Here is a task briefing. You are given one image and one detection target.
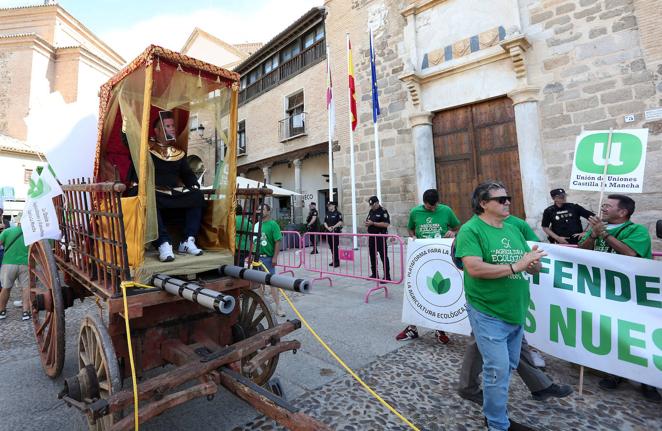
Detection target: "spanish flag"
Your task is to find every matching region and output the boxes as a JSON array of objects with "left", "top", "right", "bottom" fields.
[{"left": 347, "top": 36, "right": 357, "bottom": 131}]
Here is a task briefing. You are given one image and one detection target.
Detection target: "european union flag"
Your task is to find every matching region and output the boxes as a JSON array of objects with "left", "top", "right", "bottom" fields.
[{"left": 370, "top": 29, "right": 380, "bottom": 124}]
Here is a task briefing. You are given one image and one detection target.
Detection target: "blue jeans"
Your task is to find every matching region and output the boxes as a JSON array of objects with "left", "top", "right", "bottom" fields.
[
  {"left": 260, "top": 256, "right": 276, "bottom": 274},
  {"left": 155, "top": 206, "right": 203, "bottom": 247},
  {"left": 467, "top": 303, "right": 523, "bottom": 431}
]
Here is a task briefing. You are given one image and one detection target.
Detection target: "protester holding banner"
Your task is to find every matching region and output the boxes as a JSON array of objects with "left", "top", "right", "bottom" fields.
[
  {"left": 579, "top": 194, "right": 659, "bottom": 402},
  {"left": 455, "top": 181, "right": 546, "bottom": 431},
  {"left": 396, "top": 189, "right": 460, "bottom": 343},
  {"left": 541, "top": 188, "right": 594, "bottom": 244},
  {"left": 0, "top": 224, "right": 30, "bottom": 321}
]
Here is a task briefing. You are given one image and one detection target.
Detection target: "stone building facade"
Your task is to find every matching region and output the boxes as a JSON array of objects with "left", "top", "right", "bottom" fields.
[
  {"left": 233, "top": 7, "right": 333, "bottom": 223},
  {"left": 0, "top": 3, "right": 124, "bottom": 208},
  {"left": 324, "top": 0, "right": 661, "bottom": 244}
]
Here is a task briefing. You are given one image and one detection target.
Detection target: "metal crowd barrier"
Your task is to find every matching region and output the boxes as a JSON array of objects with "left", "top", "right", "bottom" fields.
[
  {"left": 302, "top": 232, "right": 405, "bottom": 303},
  {"left": 276, "top": 230, "right": 303, "bottom": 276}
]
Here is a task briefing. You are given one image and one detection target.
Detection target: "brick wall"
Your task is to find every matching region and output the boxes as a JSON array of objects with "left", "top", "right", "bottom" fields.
[
  {"left": 524, "top": 0, "right": 662, "bottom": 247},
  {"left": 326, "top": 0, "right": 417, "bottom": 235},
  {"left": 0, "top": 52, "right": 10, "bottom": 134},
  {"left": 237, "top": 61, "right": 328, "bottom": 166}
]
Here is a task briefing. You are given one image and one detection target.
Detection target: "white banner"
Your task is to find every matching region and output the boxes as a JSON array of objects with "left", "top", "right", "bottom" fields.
[
  {"left": 402, "top": 239, "right": 662, "bottom": 387},
  {"left": 569, "top": 129, "right": 648, "bottom": 193},
  {"left": 20, "top": 166, "right": 63, "bottom": 245},
  {"left": 402, "top": 239, "right": 471, "bottom": 335}
]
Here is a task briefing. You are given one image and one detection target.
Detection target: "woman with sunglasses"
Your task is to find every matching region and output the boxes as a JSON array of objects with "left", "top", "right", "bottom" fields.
[{"left": 454, "top": 181, "right": 546, "bottom": 431}]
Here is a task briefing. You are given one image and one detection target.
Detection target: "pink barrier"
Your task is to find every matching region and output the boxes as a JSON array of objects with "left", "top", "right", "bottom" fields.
[
  {"left": 302, "top": 232, "right": 405, "bottom": 303},
  {"left": 276, "top": 230, "right": 303, "bottom": 276}
]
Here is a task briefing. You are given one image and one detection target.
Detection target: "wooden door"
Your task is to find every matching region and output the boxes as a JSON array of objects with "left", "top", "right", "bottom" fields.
[{"left": 432, "top": 97, "right": 525, "bottom": 222}]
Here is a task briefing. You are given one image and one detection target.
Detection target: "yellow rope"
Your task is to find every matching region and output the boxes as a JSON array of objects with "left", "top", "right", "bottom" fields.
[
  {"left": 250, "top": 260, "right": 420, "bottom": 431},
  {"left": 120, "top": 281, "right": 153, "bottom": 431}
]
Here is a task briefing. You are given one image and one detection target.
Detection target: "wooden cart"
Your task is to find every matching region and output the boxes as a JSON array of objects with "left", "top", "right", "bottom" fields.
[{"left": 27, "top": 46, "right": 328, "bottom": 431}]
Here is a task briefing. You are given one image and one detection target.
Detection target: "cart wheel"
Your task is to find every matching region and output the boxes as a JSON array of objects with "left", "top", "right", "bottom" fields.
[
  {"left": 78, "top": 313, "right": 122, "bottom": 431},
  {"left": 29, "top": 239, "right": 65, "bottom": 378},
  {"left": 233, "top": 289, "right": 279, "bottom": 386}
]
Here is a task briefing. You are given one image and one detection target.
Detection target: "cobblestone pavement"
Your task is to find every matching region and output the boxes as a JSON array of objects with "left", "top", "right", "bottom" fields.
[
  {"left": 236, "top": 332, "right": 661, "bottom": 431},
  {"left": 0, "top": 288, "right": 99, "bottom": 366},
  {"left": 3, "top": 268, "right": 661, "bottom": 431}
]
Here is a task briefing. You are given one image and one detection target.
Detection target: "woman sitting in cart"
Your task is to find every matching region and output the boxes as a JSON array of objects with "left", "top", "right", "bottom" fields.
[{"left": 150, "top": 110, "right": 205, "bottom": 262}]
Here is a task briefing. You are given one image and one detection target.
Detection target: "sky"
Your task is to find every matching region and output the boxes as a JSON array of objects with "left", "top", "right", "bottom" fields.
[{"left": 0, "top": 0, "right": 323, "bottom": 60}]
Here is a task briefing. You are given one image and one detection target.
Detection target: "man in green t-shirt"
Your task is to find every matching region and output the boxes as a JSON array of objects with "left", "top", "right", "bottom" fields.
[
  {"left": 234, "top": 204, "right": 253, "bottom": 267},
  {"left": 0, "top": 225, "right": 30, "bottom": 321},
  {"left": 579, "top": 194, "right": 659, "bottom": 402},
  {"left": 396, "top": 189, "right": 461, "bottom": 344},
  {"left": 459, "top": 214, "right": 572, "bottom": 406},
  {"left": 455, "top": 181, "right": 545, "bottom": 431},
  {"left": 253, "top": 204, "right": 284, "bottom": 317}
]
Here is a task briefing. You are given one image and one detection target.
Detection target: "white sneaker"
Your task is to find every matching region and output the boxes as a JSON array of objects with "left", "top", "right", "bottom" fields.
[
  {"left": 13, "top": 300, "right": 22, "bottom": 308},
  {"left": 178, "top": 236, "right": 203, "bottom": 256},
  {"left": 158, "top": 242, "right": 175, "bottom": 262}
]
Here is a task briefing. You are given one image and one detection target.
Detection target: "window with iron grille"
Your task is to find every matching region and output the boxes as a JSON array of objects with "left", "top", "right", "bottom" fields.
[
  {"left": 285, "top": 91, "right": 304, "bottom": 138},
  {"left": 237, "top": 120, "right": 246, "bottom": 156}
]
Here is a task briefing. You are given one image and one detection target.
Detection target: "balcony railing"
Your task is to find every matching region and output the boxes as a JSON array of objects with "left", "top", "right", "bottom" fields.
[
  {"left": 239, "top": 40, "right": 326, "bottom": 105},
  {"left": 278, "top": 112, "right": 306, "bottom": 142}
]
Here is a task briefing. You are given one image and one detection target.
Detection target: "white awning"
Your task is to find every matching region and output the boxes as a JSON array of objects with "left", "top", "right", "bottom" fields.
[{"left": 236, "top": 177, "right": 300, "bottom": 197}]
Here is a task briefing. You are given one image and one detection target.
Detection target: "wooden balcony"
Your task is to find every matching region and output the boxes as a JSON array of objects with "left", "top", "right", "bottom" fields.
[{"left": 239, "top": 40, "right": 326, "bottom": 105}]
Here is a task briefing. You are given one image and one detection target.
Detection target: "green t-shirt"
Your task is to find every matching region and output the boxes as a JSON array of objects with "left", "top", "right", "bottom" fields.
[
  {"left": 0, "top": 227, "right": 28, "bottom": 265},
  {"left": 235, "top": 215, "right": 253, "bottom": 251},
  {"left": 581, "top": 220, "right": 652, "bottom": 259},
  {"left": 455, "top": 215, "right": 531, "bottom": 325},
  {"left": 504, "top": 215, "right": 540, "bottom": 241},
  {"left": 253, "top": 219, "right": 282, "bottom": 257},
  {"left": 407, "top": 204, "right": 460, "bottom": 239}
]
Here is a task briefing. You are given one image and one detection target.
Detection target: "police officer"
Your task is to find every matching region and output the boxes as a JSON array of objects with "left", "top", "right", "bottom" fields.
[
  {"left": 306, "top": 202, "right": 320, "bottom": 254},
  {"left": 365, "top": 196, "right": 390, "bottom": 280},
  {"left": 323, "top": 201, "right": 343, "bottom": 267},
  {"left": 541, "top": 188, "right": 594, "bottom": 244}
]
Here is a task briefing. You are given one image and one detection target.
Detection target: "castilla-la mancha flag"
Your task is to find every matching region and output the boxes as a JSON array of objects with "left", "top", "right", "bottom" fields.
[{"left": 347, "top": 37, "right": 357, "bottom": 131}]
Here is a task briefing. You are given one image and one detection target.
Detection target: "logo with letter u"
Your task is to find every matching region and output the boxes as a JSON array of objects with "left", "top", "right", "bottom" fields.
[{"left": 575, "top": 132, "right": 642, "bottom": 174}]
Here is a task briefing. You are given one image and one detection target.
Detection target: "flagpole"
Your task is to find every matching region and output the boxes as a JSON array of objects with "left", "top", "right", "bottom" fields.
[
  {"left": 371, "top": 29, "right": 381, "bottom": 201},
  {"left": 326, "top": 43, "right": 334, "bottom": 202},
  {"left": 346, "top": 33, "right": 358, "bottom": 249}
]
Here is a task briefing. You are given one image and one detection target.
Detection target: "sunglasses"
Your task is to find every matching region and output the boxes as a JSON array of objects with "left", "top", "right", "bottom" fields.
[{"left": 485, "top": 196, "right": 512, "bottom": 204}]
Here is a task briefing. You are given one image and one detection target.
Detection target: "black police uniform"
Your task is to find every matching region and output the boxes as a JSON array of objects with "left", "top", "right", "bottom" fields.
[
  {"left": 542, "top": 203, "right": 594, "bottom": 244},
  {"left": 324, "top": 209, "right": 343, "bottom": 266},
  {"left": 306, "top": 207, "right": 320, "bottom": 253},
  {"left": 366, "top": 205, "right": 391, "bottom": 280}
]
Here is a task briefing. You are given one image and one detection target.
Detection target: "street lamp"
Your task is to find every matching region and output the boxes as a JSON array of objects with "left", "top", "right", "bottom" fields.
[{"left": 197, "top": 124, "right": 206, "bottom": 140}]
